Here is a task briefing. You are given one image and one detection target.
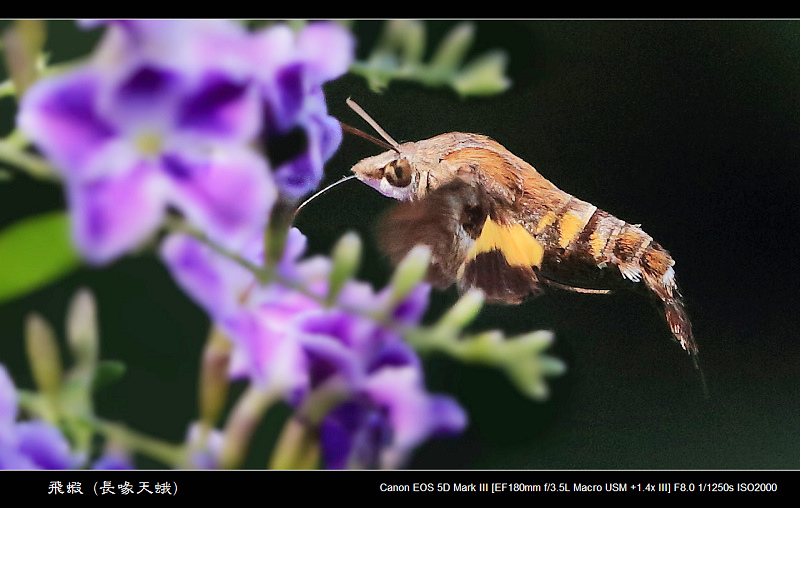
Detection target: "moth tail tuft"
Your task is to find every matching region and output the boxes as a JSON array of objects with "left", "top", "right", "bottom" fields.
[{"left": 640, "top": 244, "right": 708, "bottom": 398}]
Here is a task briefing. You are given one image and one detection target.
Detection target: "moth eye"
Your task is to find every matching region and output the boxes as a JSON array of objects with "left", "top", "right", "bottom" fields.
[{"left": 384, "top": 158, "right": 413, "bottom": 187}]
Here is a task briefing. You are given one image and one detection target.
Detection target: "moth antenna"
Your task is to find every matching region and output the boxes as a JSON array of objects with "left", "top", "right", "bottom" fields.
[
  {"left": 294, "top": 175, "right": 357, "bottom": 218},
  {"left": 346, "top": 98, "right": 400, "bottom": 151},
  {"left": 340, "top": 121, "right": 395, "bottom": 151}
]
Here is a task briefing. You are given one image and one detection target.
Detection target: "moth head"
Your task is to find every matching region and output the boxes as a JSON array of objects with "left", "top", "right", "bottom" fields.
[
  {"left": 351, "top": 147, "right": 419, "bottom": 201},
  {"left": 345, "top": 98, "right": 421, "bottom": 201}
]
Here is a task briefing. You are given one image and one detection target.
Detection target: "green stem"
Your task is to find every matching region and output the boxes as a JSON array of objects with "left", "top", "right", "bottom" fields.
[
  {"left": 268, "top": 417, "right": 320, "bottom": 470},
  {"left": 264, "top": 199, "right": 295, "bottom": 267},
  {"left": 0, "top": 137, "right": 60, "bottom": 182},
  {"left": 16, "top": 389, "right": 186, "bottom": 467},
  {"left": 218, "top": 384, "right": 281, "bottom": 469},
  {"left": 164, "top": 216, "right": 265, "bottom": 278},
  {"left": 267, "top": 379, "right": 350, "bottom": 470},
  {"left": 92, "top": 418, "right": 187, "bottom": 467},
  {"left": 350, "top": 59, "right": 457, "bottom": 89}
]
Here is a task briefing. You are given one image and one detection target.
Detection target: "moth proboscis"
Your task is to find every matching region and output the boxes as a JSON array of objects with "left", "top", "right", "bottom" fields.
[{"left": 320, "top": 98, "right": 706, "bottom": 397}]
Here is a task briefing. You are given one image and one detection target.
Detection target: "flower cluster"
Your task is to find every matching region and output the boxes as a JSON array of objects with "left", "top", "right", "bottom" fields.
[
  {"left": 17, "top": 20, "right": 353, "bottom": 264},
  {"left": 162, "top": 229, "right": 466, "bottom": 468}
]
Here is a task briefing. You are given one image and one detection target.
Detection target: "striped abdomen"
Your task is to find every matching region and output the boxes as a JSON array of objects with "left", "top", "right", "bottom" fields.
[{"left": 530, "top": 199, "right": 698, "bottom": 357}]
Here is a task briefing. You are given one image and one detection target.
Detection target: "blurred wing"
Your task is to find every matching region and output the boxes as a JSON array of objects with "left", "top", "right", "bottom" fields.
[
  {"left": 378, "top": 178, "right": 544, "bottom": 304},
  {"left": 378, "top": 179, "right": 485, "bottom": 289}
]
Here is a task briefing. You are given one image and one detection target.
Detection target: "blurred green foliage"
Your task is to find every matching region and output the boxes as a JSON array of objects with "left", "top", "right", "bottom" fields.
[
  {"left": 350, "top": 21, "right": 511, "bottom": 97},
  {"left": 0, "top": 211, "right": 80, "bottom": 305}
]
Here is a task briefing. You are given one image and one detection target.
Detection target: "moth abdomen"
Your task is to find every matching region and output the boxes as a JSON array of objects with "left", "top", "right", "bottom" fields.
[{"left": 538, "top": 206, "right": 698, "bottom": 357}]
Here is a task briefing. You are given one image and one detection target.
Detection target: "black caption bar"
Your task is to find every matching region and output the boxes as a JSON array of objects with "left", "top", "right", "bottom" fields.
[{"left": 2, "top": 470, "right": 795, "bottom": 507}]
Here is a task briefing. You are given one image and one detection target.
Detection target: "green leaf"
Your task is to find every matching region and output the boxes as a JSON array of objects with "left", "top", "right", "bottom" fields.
[
  {"left": 92, "top": 360, "right": 127, "bottom": 391},
  {"left": 0, "top": 211, "right": 81, "bottom": 304}
]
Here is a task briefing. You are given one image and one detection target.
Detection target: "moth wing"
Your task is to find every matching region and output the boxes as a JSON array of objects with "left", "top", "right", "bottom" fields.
[
  {"left": 378, "top": 179, "right": 486, "bottom": 289},
  {"left": 378, "top": 178, "right": 544, "bottom": 304},
  {"left": 457, "top": 216, "right": 545, "bottom": 304}
]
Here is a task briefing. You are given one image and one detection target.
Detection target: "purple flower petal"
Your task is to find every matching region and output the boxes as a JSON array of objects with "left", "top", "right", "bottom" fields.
[
  {"left": 250, "top": 24, "right": 297, "bottom": 80},
  {"left": 15, "top": 421, "right": 84, "bottom": 469},
  {"left": 99, "top": 64, "right": 185, "bottom": 133},
  {"left": 320, "top": 401, "right": 390, "bottom": 469},
  {"left": 162, "top": 231, "right": 317, "bottom": 391},
  {"left": 318, "top": 410, "right": 353, "bottom": 469},
  {"left": 69, "top": 160, "right": 169, "bottom": 264},
  {"left": 336, "top": 281, "right": 381, "bottom": 314},
  {"left": 165, "top": 148, "right": 275, "bottom": 250},
  {"left": 0, "top": 446, "right": 38, "bottom": 469},
  {"left": 386, "top": 283, "right": 431, "bottom": 326},
  {"left": 89, "top": 20, "right": 251, "bottom": 77},
  {"left": 367, "top": 339, "right": 420, "bottom": 375},
  {"left": 363, "top": 367, "right": 468, "bottom": 467},
  {"left": 273, "top": 111, "right": 342, "bottom": 199},
  {"left": 270, "top": 63, "right": 306, "bottom": 132},
  {"left": 177, "top": 72, "right": 260, "bottom": 142},
  {"left": 93, "top": 450, "right": 134, "bottom": 469},
  {"left": 0, "top": 365, "right": 17, "bottom": 428},
  {"left": 0, "top": 446, "right": 37, "bottom": 469},
  {"left": 427, "top": 396, "right": 470, "bottom": 437},
  {"left": 297, "top": 22, "right": 355, "bottom": 84},
  {"left": 312, "top": 111, "right": 344, "bottom": 164},
  {"left": 17, "top": 69, "right": 116, "bottom": 174},
  {"left": 160, "top": 233, "right": 255, "bottom": 319},
  {"left": 277, "top": 227, "right": 311, "bottom": 276},
  {"left": 227, "top": 308, "right": 309, "bottom": 389},
  {"left": 298, "top": 331, "right": 363, "bottom": 388}
]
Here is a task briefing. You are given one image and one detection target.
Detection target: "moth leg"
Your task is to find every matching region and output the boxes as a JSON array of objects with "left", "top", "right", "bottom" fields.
[{"left": 539, "top": 276, "right": 613, "bottom": 295}]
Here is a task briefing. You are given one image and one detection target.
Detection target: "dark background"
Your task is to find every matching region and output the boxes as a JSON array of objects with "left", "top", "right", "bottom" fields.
[{"left": 2, "top": 20, "right": 799, "bottom": 469}]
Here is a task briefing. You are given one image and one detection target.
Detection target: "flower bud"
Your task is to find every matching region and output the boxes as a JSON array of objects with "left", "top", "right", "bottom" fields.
[
  {"left": 2, "top": 20, "right": 46, "bottom": 97},
  {"left": 388, "top": 245, "right": 431, "bottom": 305},
  {"left": 437, "top": 289, "right": 484, "bottom": 333},
  {"left": 66, "top": 288, "right": 99, "bottom": 365},
  {"left": 452, "top": 51, "right": 511, "bottom": 97},
  {"left": 429, "top": 22, "right": 474, "bottom": 73},
  {"left": 24, "top": 312, "right": 62, "bottom": 396},
  {"left": 327, "top": 232, "right": 361, "bottom": 304},
  {"left": 513, "top": 330, "right": 555, "bottom": 353},
  {"left": 199, "top": 326, "right": 232, "bottom": 428},
  {"left": 539, "top": 354, "right": 567, "bottom": 377}
]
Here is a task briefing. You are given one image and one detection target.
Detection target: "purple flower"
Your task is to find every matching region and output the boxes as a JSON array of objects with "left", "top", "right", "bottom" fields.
[
  {"left": 18, "top": 33, "right": 273, "bottom": 264},
  {"left": 18, "top": 20, "right": 353, "bottom": 263},
  {"left": 161, "top": 227, "right": 466, "bottom": 468},
  {"left": 162, "top": 228, "right": 327, "bottom": 392},
  {"left": 82, "top": 20, "right": 256, "bottom": 82},
  {"left": 251, "top": 22, "right": 354, "bottom": 199},
  {"left": 0, "top": 365, "right": 84, "bottom": 470},
  {"left": 297, "top": 315, "right": 467, "bottom": 469}
]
